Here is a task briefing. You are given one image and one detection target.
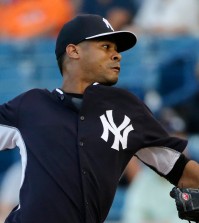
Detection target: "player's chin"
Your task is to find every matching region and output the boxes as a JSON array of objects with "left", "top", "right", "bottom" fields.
[
  {"left": 102, "top": 77, "right": 118, "bottom": 86},
  {"left": 99, "top": 71, "right": 119, "bottom": 86}
]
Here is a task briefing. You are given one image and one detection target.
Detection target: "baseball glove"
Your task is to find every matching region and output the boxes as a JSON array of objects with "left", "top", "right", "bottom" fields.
[{"left": 170, "top": 187, "right": 199, "bottom": 223}]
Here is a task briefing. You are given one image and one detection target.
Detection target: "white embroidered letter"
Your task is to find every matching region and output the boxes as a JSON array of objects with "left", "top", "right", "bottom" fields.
[
  {"left": 100, "top": 110, "right": 134, "bottom": 151},
  {"left": 103, "top": 18, "right": 114, "bottom": 31}
]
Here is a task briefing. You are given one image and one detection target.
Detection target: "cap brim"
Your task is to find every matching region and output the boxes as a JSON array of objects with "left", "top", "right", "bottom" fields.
[{"left": 85, "top": 31, "right": 137, "bottom": 52}]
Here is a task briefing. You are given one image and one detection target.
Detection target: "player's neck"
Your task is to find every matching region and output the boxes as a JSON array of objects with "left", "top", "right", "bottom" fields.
[{"left": 61, "top": 79, "right": 89, "bottom": 94}]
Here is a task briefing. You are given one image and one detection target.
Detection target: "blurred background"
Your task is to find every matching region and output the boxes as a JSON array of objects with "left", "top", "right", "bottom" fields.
[{"left": 0, "top": 0, "right": 199, "bottom": 222}]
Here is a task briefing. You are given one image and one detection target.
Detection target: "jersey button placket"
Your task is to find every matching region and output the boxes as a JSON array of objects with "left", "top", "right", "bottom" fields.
[
  {"left": 79, "top": 114, "right": 88, "bottom": 208},
  {"left": 79, "top": 115, "right": 85, "bottom": 147},
  {"left": 82, "top": 169, "right": 87, "bottom": 175},
  {"left": 85, "top": 200, "right": 89, "bottom": 208},
  {"left": 79, "top": 121, "right": 85, "bottom": 173},
  {"left": 80, "top": 115, "right": 85, "bottom": 121},
  {"left": 79, "top": 141, "right": 84, "bottom": 147}
]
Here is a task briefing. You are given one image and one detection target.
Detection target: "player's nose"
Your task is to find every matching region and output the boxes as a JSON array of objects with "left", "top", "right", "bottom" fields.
[{"left": 112, "top": 51, "right": 122, "bottom": 62}]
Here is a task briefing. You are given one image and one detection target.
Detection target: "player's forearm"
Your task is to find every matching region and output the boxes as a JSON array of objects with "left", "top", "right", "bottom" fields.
[{"left": 178, "top": 160, "right": 199, "bottom": 188}]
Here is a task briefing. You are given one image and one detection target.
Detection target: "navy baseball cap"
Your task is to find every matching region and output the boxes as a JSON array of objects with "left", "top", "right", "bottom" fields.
[{"left": 55, "top": 14, "right": 137, "bottom": 60}]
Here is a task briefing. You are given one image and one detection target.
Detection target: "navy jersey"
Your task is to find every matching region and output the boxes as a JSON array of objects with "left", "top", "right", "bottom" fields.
[{"left": 0, "top": 84, "right": 187, "bottom": 223}]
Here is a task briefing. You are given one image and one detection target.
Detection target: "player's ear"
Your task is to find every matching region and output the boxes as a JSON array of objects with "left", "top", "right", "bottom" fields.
[{"left": 66, "top": 44, "right": 80, "bottom": 59}]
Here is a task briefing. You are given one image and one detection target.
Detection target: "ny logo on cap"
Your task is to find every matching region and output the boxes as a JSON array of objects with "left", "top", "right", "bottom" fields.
[
  {"left": 100, "top": 110, "right": 134, "bottom": 151},
  {"left": 103, "top": 18, "right": 114, "bottom": 31}
]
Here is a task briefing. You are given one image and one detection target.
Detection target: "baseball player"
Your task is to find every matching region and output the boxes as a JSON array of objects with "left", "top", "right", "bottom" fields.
[{"left": 0, "top": 14, "right": 199, "bottom": 223}]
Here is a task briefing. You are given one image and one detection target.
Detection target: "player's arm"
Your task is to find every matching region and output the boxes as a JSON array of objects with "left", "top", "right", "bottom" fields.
[
  {"left": 0, "top": 93, "right": 24, "bottom": 151},
  {"left": 177, "top": 160, "right": 199, "bottom": 188}
]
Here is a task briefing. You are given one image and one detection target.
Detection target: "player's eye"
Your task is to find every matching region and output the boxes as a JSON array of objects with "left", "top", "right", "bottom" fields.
[{"left": 102, "top": 44, "right": 109, "bottom": 49}]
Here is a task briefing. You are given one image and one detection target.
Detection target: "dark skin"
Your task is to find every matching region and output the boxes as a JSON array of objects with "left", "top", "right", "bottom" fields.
[
  {"left": 61, "top": 39, "right": 121, "bottom": 94},
  {"left": 61, "top": 38, "right": 199, "bottom": 189}
]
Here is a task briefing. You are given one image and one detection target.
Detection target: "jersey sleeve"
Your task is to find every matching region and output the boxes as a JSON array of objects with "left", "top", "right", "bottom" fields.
[
  {"left": 0, "top": 93, "right": 25, "bottom": 151},
  {"left": 134, "top": 102, "right": 188, "bottom": 185}
]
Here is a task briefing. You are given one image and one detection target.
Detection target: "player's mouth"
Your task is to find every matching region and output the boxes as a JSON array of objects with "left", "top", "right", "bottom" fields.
[{"left": 111, "top": 66, "right": 120, "bottom": 72}]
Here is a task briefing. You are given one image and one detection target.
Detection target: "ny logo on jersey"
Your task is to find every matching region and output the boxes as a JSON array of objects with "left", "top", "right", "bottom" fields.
[
  {"left": 100, "top": 110, "right": 134, "bottom": 151},
  {"left": 103, "top": 18, "right": 114, "bottom": 31}
]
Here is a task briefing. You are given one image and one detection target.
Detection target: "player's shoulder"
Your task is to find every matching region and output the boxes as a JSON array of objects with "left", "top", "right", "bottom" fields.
[
  {"left": 88, "top": 83, "right": 142, "bottom": 103},
  {"left": 7, "top": 88, "right": 52, "bottom": 107},
  {"left": 24, "top": 88, "right": 50, "bottom": 95},
  {"left": 20, "top": 88, "right": 51, "bottom": 99}
]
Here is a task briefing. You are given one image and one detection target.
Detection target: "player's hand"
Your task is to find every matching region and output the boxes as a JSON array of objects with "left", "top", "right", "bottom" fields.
[{"left": 170, "top": 187, "right": 199, "bottom": 222}]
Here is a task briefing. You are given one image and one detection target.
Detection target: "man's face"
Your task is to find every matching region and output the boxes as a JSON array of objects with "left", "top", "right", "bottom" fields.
[{"left": 78, "top": 39, "right": 122, "bottom": 86}]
